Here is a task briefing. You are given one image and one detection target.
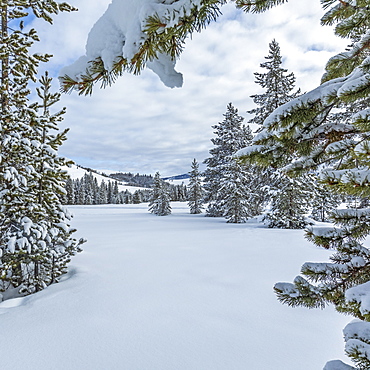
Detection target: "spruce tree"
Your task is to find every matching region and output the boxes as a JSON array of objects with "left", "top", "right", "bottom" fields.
[
  {"left": 245, "top": 165, "right": 272, "bottom": 217},
  {"left": 187, "top": 159, "right": 203, "bottom": 214},
  {"left": 0, "top": 2, "right": 83, "bottom": 297},
  {"left": 263, "top": 173, "right": 312, "bottom": 229},
  {"left": 219, "top": 159, "right": 250, "bottom": 223},
  {"left": 310, "top": 181, "right": 341, "bottom": 223},
  {"left": 112, "top": 181, "right": 119, "bottom": 204},
  {"left": 123, "top": 190, "right": 132, "bottom": 204},
  {"left": 98, "top": 180, "right": 108, "bottom": 204},
  {"left": 246, "top": 39, "right": 301, "bottom": 215},
  {"left": 149, "top": 172, "right": 171, "bottom": 216},
  {"left": 203, "top": 103, "right": 251, "bottom": 217},
  {"left": 133, "top": 190, "right": 142, "bottom": 204},
  {"left": 65, "top": 177, "right": 75, "bottom": 205},
  {"left": 248, "top": 39, "right": 300, "bottom": 129}
]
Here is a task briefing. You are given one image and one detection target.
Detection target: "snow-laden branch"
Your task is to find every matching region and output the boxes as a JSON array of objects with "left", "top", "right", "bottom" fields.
[{"left": 60, "top": 0, "right": 221, "bottom": 91}]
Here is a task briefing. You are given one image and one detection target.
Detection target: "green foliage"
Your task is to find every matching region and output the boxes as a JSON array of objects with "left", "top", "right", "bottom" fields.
[{"left": 234, "top": 0, "right": 287, "bottom": 13}]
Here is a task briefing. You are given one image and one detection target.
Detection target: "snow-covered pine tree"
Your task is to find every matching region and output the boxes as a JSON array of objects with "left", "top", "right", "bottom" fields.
[
  {"left": 133, "top": 190, "right": 142, "bottom": 204},
  {"left": 236, "top": 1, "right": 370, "bottom": 368},
  {"left": 112, "top": 181, "right": 119, "bottom": 204},
  {"left": 187, "top": 159, "right": 203, "bottom": 214},
  {"left": 25, "top": 73, "right": 84, "bottom": 291},
  {"left": 248, "top": 39, "right": 300, "bottom": 129},
  {"left": 65, "top": 178, "right": 75, "bottom": 205},
  {"left": 76, "top": 177, "right": 86, "bottom": 205},
  {"left": 83, "top": 173, "right": 94, "bottom": 205},
  {"left": 203, "top": 103, "right": 251, "bottom": 217},
  {"left": 263, "top": 173, "right": 312, "bottom": 229},
  {"left": 149, "top": 172, "right": 171, "bottom": 216},
  {"left": 310, "top": 181, "right": 341, "bottom": 223},
  {"left": 219, "top": 159, "right": 250, "bottom": 223},
  {"left": 245, "top": 165, "right": 272, "bottom": 217},
  {"left": 246, "top": 39, "right": 301, "bottom": 215},
  {"left": 123, "top": 190, "right": 133, "bottom": 204},
  {"left": 0, "top": 2, "right": 83, "bottom": 297},
  {"left": 98, "top": 180, "right": 107, "bottom": 204}
]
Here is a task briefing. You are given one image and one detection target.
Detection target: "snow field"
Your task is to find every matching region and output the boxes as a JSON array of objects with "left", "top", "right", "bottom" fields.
[{"left": 0, "top": 203, "right": 349, "bottom": 369}]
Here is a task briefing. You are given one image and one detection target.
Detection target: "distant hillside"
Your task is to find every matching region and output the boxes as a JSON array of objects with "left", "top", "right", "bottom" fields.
[
  {"left": 63, "top": 164, "right": 148, "bottom": 192},
  {"left": 109, "top": 172, "right": 154, "bottom": 188}
]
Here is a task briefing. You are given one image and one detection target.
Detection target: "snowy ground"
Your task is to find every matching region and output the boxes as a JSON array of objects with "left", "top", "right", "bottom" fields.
[{"left": 0, "top": 203, "right": 350, "bottom": 369}]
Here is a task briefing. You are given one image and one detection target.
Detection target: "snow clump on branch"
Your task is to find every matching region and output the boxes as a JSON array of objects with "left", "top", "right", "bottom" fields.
[{"left": 60, "top": 0, "right": 205, "bottom": 88}]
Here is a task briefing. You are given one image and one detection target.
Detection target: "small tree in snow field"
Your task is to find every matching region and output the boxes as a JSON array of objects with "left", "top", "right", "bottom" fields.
[
  {"left": 187, "top": 159, "right": 203, "bottom": 214},
  {"left": 149, "top": 172, "right": 171, "bottom": 216}
]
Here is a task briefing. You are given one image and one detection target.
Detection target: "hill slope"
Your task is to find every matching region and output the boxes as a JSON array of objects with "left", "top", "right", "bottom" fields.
[{"left": 63, "top": 164, "right": 148, "bottom": 192}]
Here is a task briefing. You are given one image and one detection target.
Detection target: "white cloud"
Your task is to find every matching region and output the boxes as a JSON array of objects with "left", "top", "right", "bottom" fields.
[{"left": 30, "top": 0, "right": 348, "bottom": 176}]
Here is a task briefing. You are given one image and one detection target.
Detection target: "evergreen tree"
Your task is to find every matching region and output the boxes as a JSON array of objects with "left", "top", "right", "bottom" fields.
[
  {"left": 133, "top": 190, "right": 142, "bottom": 204},
  {"left": 65, "top": 178, "right": 75, "bottom": 205},
  {"left": 248, "top": 39, "right": 300, "bottom": 129},
  {"left": 91, "top": 177, "right": 99, "bottom": 204},
  {"left": 98, "top": 180, "right": 108, "bottom": 204},
  {"left": 310, "top": 181, "right": 341, "bottom": 223},
  {"left": 203, "top": 103, "right": 251, "bottom": 217},
  {"left": 245, "top": 165, "right": 271, "bottom": 217},
  {"left": 219, "top": 159, "right": 250, "bottom": 223},
  {"left": 148, "top": 172, "right": 171, "bottom": 216},
  {"left": 169, "top": 184, "right": 178, "bottom": 201},
  {"left": 112, "top": 181, "right": 119, "bottom": 204},
  {"left": 76, "top": 177, "right": 86, "bottom": 205},
  {"left": 107, "top": 181, "right": 113, "bottom": 204},
  {"left": 23, "top": 73, "right": 84, "bottom": 292},
  {"left": 245, "top": 39, "right": 301, "bottom": 215},
  {"left": 83, "top": 173, "right": 93, "bottom": 205},
  {"left": 123, "top": 190, "right": 132, "bottom": 204},
  {"left": 187, "top": 159, "right": 203, "bottom": 214},
  {"left": 0, "top": 0, "right": 83, "bottom": 297},
  {"left": 263, "top": 174, "right": 312, "bottom": 229},
  {"left": 236, "top": 1, "right": 370, "bottom": 368}
]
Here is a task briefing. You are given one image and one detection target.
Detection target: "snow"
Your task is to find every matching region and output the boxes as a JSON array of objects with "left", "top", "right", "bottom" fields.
[
  {"left": 60, "top": 0, "right": 205, "bottom": 88},
  {"left": 0, "top": 203, "right": 350, "bottom": 369},
  {"left": 346, "top": 281, "right": 370, "bottom": 316},
  {"left": 324, "top": 360, "right": 355, "bottom": 370}
]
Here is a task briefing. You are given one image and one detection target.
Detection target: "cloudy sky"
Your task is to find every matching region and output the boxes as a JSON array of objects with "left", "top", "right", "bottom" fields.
[{"left": 30, "top": 0, "right": 348, "bottom": 177}]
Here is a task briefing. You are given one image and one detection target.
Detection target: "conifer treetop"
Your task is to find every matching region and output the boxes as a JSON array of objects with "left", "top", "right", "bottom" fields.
[{"left": 247, "top": 39, "right": 300, "bottom": 128}]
